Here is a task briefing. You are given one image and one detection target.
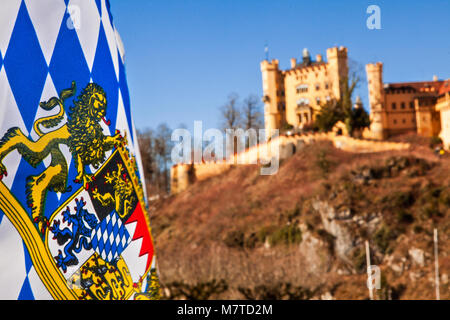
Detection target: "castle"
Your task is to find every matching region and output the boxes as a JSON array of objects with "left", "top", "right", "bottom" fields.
[
  {"left": 169, "top": 46, "right": 450, "bottom": 195},
  {"left": 366, "top": 62, "right": 450, "bottom": 147},
  {"left": 261, "top": 46, "right": 349, "bottom": 135},
  {"left": 261, "top": 46, "right": 450, "bottom": 149}
]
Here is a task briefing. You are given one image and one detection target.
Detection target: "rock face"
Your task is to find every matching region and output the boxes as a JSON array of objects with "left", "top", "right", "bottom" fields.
[
  {"left": 298, "top": 223, "right": 332, "bottom": 274},
  {"left": 384, "top": 254, "right": 406, "bottom": 275},
  {"left": 312, "top": 200, "right": 358, "bottom": 265},
  {"left": 408, "top": 248, "right": 425, "bottom": 267}
]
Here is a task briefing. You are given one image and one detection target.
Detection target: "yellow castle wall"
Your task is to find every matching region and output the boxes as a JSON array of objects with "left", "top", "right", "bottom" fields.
[
  {"left": 170, "top": 133, "right": 410, "bottom": 194},
  {"left": 383, "top": 92, "right": 417, "bottom": 135},
  {"left": 437, "top": 93, "right": 450, "bottom": 150},
  {"left": 366, "top": 61, "right": 445, "bottom": 139}
]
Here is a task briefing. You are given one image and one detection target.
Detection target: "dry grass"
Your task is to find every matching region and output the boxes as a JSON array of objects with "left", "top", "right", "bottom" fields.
[{"left": 150, "top": 137, "right": 450, "bottom": 300}]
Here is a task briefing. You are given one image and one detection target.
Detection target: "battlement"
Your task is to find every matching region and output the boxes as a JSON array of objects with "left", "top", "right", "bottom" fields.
[
  {"left": 260, "top": 59, "right": 280, "bottom": 71},
  {"left": 326, "top": 46, "right": 348, "bottom": 59},
  {"left": 366, "top": 62, "right": 383, "bottom": 70}
]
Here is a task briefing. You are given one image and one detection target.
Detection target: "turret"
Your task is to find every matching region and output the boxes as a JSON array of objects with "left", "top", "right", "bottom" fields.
[
  {"left": 261, "top": 59, "right": 283, "bottom": 138},
  {"left": 326, "top": 46, "right": 348, "bottom": 100},
  {"left": 354, "top": 96, "right": 363, "bottom": 109},
  {"left": 366, "top": 62, "right": 387, "bottom": 140}
]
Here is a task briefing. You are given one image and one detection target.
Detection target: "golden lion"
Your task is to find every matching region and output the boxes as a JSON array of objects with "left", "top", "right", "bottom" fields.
[
  {"left": 92, "top": 163, "right": 136, "bottom": 219},
  {"left": 0, "top": 82, "right": 123, "bottom": 234}
]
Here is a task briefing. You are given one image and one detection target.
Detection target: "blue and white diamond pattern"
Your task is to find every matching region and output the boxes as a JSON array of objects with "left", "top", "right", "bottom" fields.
[
  {"left": 0, "top": 0, "right": 147, "bottom": 299},
  {"left": 90, "top": 211, "right": 131, "bottom": 263}
]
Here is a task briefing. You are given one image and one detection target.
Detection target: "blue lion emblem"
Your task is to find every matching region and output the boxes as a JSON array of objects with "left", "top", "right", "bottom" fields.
[{"left": 50, "top": 197, "right": 98, "bottom": 273}]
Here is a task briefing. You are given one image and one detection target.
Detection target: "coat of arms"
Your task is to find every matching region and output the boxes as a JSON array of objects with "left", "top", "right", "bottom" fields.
[{"left": 0, "top": 82, "right": 160, "bottom": 300}]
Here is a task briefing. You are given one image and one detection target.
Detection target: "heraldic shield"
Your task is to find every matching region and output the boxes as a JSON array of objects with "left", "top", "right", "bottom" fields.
[{"left": 0, "top": 81, "right": 160, "bottom": 300}]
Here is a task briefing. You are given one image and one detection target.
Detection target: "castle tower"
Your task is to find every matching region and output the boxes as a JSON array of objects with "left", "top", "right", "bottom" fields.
[
  {"left": 366, "top": 62, "right": 387, "bottom": 140},
  {"left": 302, "top": 48, "right": 311, "bottom": 65},
  {"left": 261, "top": 59, "right": 284, "bottom": 138},
  {"left": 326, "top": 46, "right": 349, "bottom": 100},
  {"left": 354, "top": 95, "right": 363, "bottom": 109}
]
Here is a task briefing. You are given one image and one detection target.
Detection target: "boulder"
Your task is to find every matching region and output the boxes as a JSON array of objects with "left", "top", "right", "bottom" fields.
[{"left": 408, "top": 248, "right": 425, "bottom": 267}]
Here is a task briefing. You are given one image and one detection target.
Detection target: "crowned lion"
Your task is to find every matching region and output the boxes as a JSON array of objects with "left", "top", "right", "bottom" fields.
[{"left": 0, "top": 82, "right": 123, "bottom": 234}]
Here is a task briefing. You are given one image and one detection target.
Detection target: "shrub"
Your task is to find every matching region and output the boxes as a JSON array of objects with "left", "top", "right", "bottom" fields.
[
  {"left": 396, "top": 209, "right": 414, "bottom": 224},
  {"left": 351, "top": 247, "right": 367, "bottom": 273},
  {"left": 238, "top": 282, "right": 314, "bottom": 300},
  {"left": 314, "top": 100, "right": 344, "bottom": 132},
  {"left": 269, "top": 224, "right": 302, "bottom": 246},
  {"left": 283, "top": 205, "right": 301, "bottom": 222},
  {"left": 417, "top": 185, "right": 444, "bottom": 219},
  {"left": 374, "top": 225, "right": 396, "bottom": 254},
  {"left": 413, "top": 224, "right": 423, "bottom": 234},
  {"left": 316, "top": 150, "right": 331, "bottom": 178},
  {"left": 257, "top": 225, "right": 275, "bottom": 243},
  {"left": 438, "top": 188, "right": 450, "bottom": 206},
  {"left": 244, "top": 232, "right": 258, "bottom": 249},
  {"left": 390, "top": 191, "right": 415, "bottom": 208},
  {"left": 164, "top": 279, "right": 228, "bottom": 300},
  {"left": 429, "top": 136, "right": 442, "bottom": 148},
  {"left": 224, "top": 230, "right": 244, "bottom": 248},
  {"left": 420, "top": 202, "right": 441, "bottom": 219}
]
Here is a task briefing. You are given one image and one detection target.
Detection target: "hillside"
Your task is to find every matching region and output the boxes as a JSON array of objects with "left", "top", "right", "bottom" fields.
[{"left": 149, "top": 134, "right": 449, "bottom": 300}]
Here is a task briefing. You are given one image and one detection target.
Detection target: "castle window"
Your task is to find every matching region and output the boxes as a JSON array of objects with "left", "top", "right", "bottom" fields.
[
  {"left": 316, "top": 97, "right": 321, "bottom": 104},
  {"left": 296, "top": 84, "right": 308, "bottom": 94},
  {"left": 401, "top": 102, "right": 405, "bottom": 109},
  {"left": 315, "top": 84, "right": 320, "bottom": 91},
  {"left": 402, "top": 118, "right": 406, "bottom": 124},
  {"left": 297, "top": 98, "right": 310, "bottom": 106},
  {"left": 393, "top": 119, "right": 397, "bottom": 124},
  {"left": 410, "top": 101, "right": 414, "bottom": 109},
  {"left": 298, "top": 114, "right": 302, "bottom": 123},
  {"left": 392, "top": 102, "right": 397, "bottom": 110}
]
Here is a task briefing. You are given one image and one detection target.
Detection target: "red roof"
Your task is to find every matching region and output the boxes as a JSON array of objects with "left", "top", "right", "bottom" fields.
[
  {"left": 385, "top": 80, "right": 444, "bottom": 94},
  {"left": 384, "top": 79, "right": 450, "bottom": 96},
  {"left": 438, "top": 80, "right": 450, "bottom": 95}
]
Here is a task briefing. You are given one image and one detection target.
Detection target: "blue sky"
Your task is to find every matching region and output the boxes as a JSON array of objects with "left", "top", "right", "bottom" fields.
[{"left": 109, "top": 0, "right": 450, "bottom": 132}]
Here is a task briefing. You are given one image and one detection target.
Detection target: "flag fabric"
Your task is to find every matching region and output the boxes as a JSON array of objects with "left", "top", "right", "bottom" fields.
[{"left": 0, "top": 0, "right": 160, "bottom": 300}]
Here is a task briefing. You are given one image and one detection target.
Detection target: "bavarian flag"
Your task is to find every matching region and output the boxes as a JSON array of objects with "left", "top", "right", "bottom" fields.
[{"left": 0, "top": 0, "right": 160, "bottom": 300}]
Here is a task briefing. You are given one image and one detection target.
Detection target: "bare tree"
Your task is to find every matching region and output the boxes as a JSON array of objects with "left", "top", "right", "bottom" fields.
[
  {"left": 155, "top": 123, "right": 173, "bottom": 194},
  {"left": 241, "top": 94, "right": 263, "bottom": 148},
  {"left": 219, "top": 93, "right": 242, "bottom": 132},
  {"left": 137, "top": 123, "right": 174, "bottom": 196},
  {"left": 241, "top": 94, "right": 263, "bottom": 131},
  {"left": 137, "top": 128, "right": 157, "bottom": 196}
]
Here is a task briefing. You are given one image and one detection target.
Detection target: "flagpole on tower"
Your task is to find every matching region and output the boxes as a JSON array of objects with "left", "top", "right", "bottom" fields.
[{"left": 264, "top": 42, "right": 269, "bottom": 61}]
